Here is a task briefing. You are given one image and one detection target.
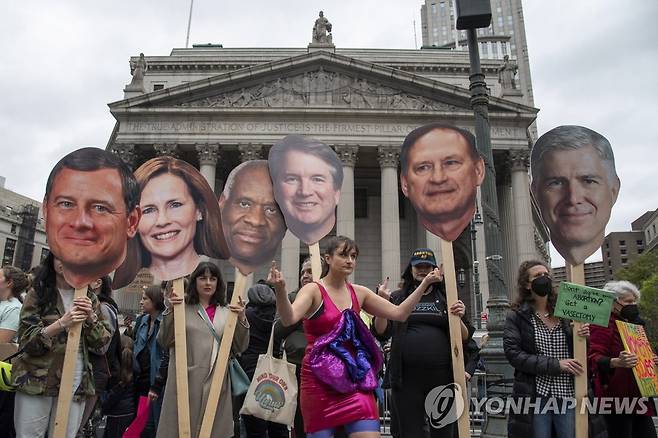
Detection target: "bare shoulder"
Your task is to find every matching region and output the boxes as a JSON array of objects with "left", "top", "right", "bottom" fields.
[{"left": 350, "top": 283, "right": 375, "bottom": 302}]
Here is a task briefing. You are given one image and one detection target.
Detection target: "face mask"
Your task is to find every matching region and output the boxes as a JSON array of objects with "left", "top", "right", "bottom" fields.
[
  {"left": 620, "top": 304, "right": 640, "bottom": 321},
  {"left": 530, "top": 276, "right": 552, "bottom": 297}
]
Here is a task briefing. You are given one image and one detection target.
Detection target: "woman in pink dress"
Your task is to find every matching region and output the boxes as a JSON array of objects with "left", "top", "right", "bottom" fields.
[{"left": 270, "top": 235, "right": 446, "bottom": 438}]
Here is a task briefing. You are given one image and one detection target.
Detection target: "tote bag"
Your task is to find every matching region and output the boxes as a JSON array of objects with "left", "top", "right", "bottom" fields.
[{"left": 239, "top": 327, "right": 297, "bottom": 426}]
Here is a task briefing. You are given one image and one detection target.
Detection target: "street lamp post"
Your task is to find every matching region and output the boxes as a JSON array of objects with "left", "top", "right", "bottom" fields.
[{"left": 456, "top": 1, "right": 513, "bottom": 436}]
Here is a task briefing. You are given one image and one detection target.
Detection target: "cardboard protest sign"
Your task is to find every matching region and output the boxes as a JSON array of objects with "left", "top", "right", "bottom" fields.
[
  {"left": 219, "top": 160, "right": 287, "bottom": 276},
  {"left": 268, "top": 135, "right": 342, "bottom": 246},
  {"left": 201, "top": 160, "right": 286, "bottom": 435},
  {"left": 113, "top": 156, "right": 229, "bottom": 287},
  {"left": 554, "top": 282, "right": 614, "bottom": 327},
  {"left": 43, "top": 147, "right": 141, "bottom": 289},
  {"left": 399, "top": 123, "right": 482, "bottom": 438},
  {"left": 530, "top": 126, "right": 620, "bottom": 265},
  {"left": 616, "top": 320, "right": 658, "bottom": 397},
  {"left": 400, "top": 123, "right": 484, "bottom": 242},
  {"left": 42, "top": 148, "right": 141, "bottom": 437}
]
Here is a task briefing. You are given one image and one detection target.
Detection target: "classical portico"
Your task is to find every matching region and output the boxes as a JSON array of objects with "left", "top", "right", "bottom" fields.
[{"left": 108, "top": 46, "right": 547, "bottom": 320}]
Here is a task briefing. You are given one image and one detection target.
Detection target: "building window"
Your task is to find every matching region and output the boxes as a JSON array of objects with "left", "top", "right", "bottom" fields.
[
  {"left": 621, "top": 258, "right": 628, "bottom": 265},
  {"left": 606, "top": 251, "right": 610, "bottom": 257},
  {"left": 608, "top": 260, "right": 611, "bottom": 266},
  {"left": 153, "top": 84, "right": 165, "bottom": 91},
  {"left": 620, "top": 249, "right": 627, "bottom": 255},
  {"left": 355, "top": 188, "right": 368, "bottom": 218},
  {"left": 10, "top": 224, "right": 17, "bottom": 234},
  {"left": 2, "top": 238, "right": 16, "bottom": 266},
  {"left": 639, "top": 249, "right": 644, "bottom": 254},
  {"left": 40, "top": 248, "right": 50, "bottom": 263},
  {"left": 636, "top": 240, "right": 643, "bottom": 246},
  {"left": 619, "top": 240, "right": 626, "bottom": 246}
]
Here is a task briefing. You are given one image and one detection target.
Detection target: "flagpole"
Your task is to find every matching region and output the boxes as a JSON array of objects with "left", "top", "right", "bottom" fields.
[{"left": 185, "top": 0, "right": 194, "bottom": 48}]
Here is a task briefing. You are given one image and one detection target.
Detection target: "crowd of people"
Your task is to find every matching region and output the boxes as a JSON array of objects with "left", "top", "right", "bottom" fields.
[{"left": 0, "top": 237, "right": 656, "bottom": 437}]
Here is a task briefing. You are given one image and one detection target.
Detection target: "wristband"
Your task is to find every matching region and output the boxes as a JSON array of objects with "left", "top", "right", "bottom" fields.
[{"left": 57, "top": 319, "right": 66, "bottom": 330}]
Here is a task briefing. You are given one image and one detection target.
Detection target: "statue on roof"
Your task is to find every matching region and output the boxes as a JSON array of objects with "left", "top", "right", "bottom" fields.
[
  {"left": 498, "top": 55, "right": 518, "bottom": 90},
  {"left": 312, "top": 11, "right": 333, "bottom": 45},
  {"left": 126, "top": 53, "right": 148, "bottom": 92}
]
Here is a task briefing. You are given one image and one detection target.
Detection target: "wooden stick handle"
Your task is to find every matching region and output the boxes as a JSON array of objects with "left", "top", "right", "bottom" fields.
[
  {"left": 53, "top": 287, "right": 87, "bottom": 438},
  {"left": 567, "top": 263, "right": 588, "bottom": 438},
  {"left": 199, "top": 272, "right": 248, "bottom": 436},
  {"left": 309, "top": 243, "right": 322, "bottom": 281},
  {"left": 440, "top": 239, "right": 471, "bottom": 438},
  {"left": 173, "top": 277, "right": 191, "bottom": 438}
]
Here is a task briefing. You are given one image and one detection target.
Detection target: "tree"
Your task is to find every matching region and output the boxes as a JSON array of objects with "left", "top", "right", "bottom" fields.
[{"left": 616, "top": 250, "right": 658, "bottom": 350}]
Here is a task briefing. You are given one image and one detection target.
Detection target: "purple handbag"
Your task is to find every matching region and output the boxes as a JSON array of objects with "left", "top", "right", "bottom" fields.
[{"left": 306, "top": 309, "right": 384, "bottom": 394}]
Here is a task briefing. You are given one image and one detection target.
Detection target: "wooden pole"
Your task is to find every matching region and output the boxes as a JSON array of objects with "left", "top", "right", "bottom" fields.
[
  {"left": 566, "top": 263, "right": 588, "bottom": 438},
  {"left": 53, "top": 287, "right": 87, "bottom": 438},
  {"left": 440, "top": 239, "right": 471, "bottom": 438},
  {"left": 199, "top": 272, "right": 248, "bottom": 436},
  {"left": 309, "top": 242, "right": 322, "bottom": 281},
  {"left": 173, "top": 277, "right": 191, "bottom": 438}
]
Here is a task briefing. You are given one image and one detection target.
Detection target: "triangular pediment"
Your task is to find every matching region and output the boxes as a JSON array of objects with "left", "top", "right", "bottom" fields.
[{"left": 109, "top": 50, "right": 536, "bottom": 116}]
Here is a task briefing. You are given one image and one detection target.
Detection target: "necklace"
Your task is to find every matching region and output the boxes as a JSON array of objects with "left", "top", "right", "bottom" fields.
[{"left": 536, "top": 311, "right": 550, "bottom": 318}]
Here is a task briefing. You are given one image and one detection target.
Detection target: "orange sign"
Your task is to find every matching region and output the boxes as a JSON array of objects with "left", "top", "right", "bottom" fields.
[{"left": 616, "top": 320, "right": 658, "bottom": 397}]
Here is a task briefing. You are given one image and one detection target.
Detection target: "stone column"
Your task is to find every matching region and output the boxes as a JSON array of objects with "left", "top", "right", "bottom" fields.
[
  {"left": 334, "top": 145, "right": 358, "bottom": 239},
  {"left": 238, "top": 143, "right": 262, "bottom": 162},
  {"left": 378, "top": 146, "right": 401, "bottom": 283},
  {"left": 510, "top": 150, "right": 536, "bottom": 266},
  {"left": 196, "top": 143, "right": 220, "bottom": 192},
  {"left": 153, "top": 143, "right": 179, "bottom": 157},
  {"left": 280, "top": 231, "right": 301, "bottom": 288},
  {"left": 110, "top": 143, "right": 136, "bottom": 170}
]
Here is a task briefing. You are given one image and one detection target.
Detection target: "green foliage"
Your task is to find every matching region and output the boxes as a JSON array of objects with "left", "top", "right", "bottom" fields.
[{"left": 616, "top": 251, "right": 658, "bottom": 350}]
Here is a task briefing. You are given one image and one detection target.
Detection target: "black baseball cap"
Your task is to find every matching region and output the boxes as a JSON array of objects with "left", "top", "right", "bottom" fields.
[{"left": 409, "top": 248, "right": 437, "bottom": 267}]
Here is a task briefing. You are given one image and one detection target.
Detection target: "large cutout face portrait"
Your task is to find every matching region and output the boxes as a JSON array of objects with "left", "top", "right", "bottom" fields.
[
  {"left": 268, "top": 135, "right": 342, "bottom": 245},
  {"left": 400, "top": 123, "right": 485, "bottom": 242},
  {"left": 531, "top": 125, "right": 620, "bottom": 265},
  {"left": 219, "top": 160, "right": 286, "bottom": 275},
  {"left": 43, "top": 147, "right": 141, "bottom": 289},
  {"left": 113, "top": 156, "right": 229, "bottom": 288}
]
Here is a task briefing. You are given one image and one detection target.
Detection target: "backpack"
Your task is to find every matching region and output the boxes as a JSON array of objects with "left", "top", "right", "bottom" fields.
[{"left": 89, "top": 300, "right": 122, "bottom": 392}]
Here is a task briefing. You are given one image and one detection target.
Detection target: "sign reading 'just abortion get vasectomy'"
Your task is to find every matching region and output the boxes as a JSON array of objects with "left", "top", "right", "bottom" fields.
[{"left": 554, "top": 282, "right": 615, "bottom": 327}]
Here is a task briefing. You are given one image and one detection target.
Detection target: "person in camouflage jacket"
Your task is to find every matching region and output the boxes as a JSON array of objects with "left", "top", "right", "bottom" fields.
[{"left": 11, "top": 254, "right": 111, "bottom": 436}]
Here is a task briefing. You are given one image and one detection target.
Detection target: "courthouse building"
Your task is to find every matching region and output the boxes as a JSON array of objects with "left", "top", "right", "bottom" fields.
[{"left": 106, "top": 29, "right": 548, "bottom": 321}]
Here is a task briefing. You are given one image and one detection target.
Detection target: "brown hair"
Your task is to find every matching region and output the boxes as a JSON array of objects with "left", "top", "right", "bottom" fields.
[
  {"left": 1, "top": 266, "right": 28, "bottom": 302},
  {"left": 143, "top": 284, "right": 165, "bottom": 312},
  {"left": 113, "top": 156, "right": 229, "bottom": 288},
  {"left": 185, "top": 261, "right": 227, "bottom": 307},
  {"left": 118, "top": 335, "right": 134, "bottom": 386},
  {"left": 512, "top": 260, "right": 557, "bottom": 312},
  {"left": 322, "top": 235, "right": 359, "bottom": 277}
]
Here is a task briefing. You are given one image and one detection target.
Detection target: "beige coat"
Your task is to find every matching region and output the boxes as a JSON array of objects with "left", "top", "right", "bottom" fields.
[{"left": 156, "top": 303, "right": 249, "bottom": 438}]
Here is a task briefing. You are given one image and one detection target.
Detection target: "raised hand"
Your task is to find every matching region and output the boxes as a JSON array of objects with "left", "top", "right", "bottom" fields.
[
  {"left": 377, "top": 277, "right": 391, "bottom": 300},
  {"left": 422, "top": 267, "right": 443, "bottom": 287},
  {"left": 228, "top": 296, "right": 247, "bottom": 324},
  {"left": 267, "top": 261, "right": 286, "bottom": 293}
]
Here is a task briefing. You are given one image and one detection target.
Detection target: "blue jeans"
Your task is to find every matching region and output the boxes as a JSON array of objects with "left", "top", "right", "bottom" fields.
[{"left": 532, "top": 397, "right": 575, "bottom": 438}]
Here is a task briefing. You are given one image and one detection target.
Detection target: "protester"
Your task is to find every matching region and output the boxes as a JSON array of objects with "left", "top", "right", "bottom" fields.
[
  {"left": 157, "top": 261, "right": 249, "bottom": 438},
  {"left": 238, "top": 282, "right": 288, "bottom": 438},
  {"left": 503, "top": 260, "right": 604, "bottom": 438},
  {"left": 270, "top": 235, "right": 443, "bottom": 437},
  {"left": 589, "top": 280, "right": 658, "bottom": 437},
  {"left": 101, "top": 334, "right": 136, "bottom": 437},
  {"left": 77, "top": 276, "right": 121, "bottom": 437},
  {"left": 0, "top": 265, "right": 28, "bottom": 438},
  {"left": 273, "top": 258, "right": 314, "bottom": 438},
  {"left": 133, "top": 284, "right": 166, "bottom": 437},
  {"left": 373, "top": 248, "right": 475, "bottom": 438},
  {"left": 12, "top": 254, "right": 111, "bottom": 437},
  {"left": 0, "top": 266, "right": 28, "bottom": 343}
]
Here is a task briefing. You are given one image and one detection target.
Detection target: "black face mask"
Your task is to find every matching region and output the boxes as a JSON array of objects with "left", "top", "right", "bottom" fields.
[
  {"left": 530, "top": 276, "right": 552, "bottom": 297},
  {"left": 620, "top": 304, "right": 640, "bottom": 322}
]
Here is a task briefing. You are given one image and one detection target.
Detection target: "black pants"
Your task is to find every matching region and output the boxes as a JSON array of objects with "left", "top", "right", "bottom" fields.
[
  {"left": 242, "top": 414, "right": 289, "bottom": 438},
  {"left": 392, "top": 364, "right": 455, "bottom": 438},
  {"left": 604, "top": 414, "right": 657, "bottom": 438}
]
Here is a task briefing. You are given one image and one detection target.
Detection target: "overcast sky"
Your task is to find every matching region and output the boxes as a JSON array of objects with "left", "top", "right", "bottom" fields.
[{"left": 1, "top": 0, "right": 656, "bottom": 267}]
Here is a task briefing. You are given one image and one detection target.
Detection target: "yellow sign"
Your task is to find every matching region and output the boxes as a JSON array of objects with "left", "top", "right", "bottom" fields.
[{"left": 616, "top": 320, "right": 658, "bottom": 397}]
